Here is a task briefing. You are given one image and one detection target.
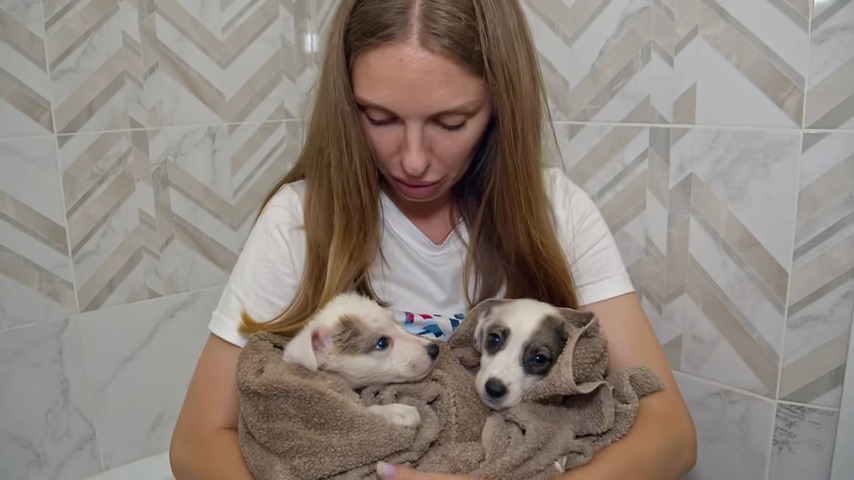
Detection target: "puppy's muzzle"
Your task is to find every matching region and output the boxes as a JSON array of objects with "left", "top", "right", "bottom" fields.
[
  {"left": 426, "top": 343, "right": 439, "bottom": 361},
  {"left": 484, "top": 378, "right": 507, "bottom": 400}
]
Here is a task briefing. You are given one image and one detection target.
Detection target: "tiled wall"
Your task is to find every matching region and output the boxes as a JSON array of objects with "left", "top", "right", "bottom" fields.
[{"left": 0, "top": 0, "right": 850, "bottom": 479}]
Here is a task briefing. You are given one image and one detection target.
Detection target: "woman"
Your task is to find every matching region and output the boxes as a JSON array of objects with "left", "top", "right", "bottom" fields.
[{"left": 169, "top": 0, "right": 697, "bottom": 479}]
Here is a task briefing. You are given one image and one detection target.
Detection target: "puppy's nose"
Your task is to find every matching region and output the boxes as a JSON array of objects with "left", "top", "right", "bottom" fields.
[
  {"left": 484, "top": 378, "right": 507, "bottom": 399},
  {"left": 426, "top": 344, "right": 439, "bottom": 360}
]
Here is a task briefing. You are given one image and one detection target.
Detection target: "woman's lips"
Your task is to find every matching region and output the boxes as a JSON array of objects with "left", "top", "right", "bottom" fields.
[{"left": 393, "top": 178, "right": 442, "bottom": 200}]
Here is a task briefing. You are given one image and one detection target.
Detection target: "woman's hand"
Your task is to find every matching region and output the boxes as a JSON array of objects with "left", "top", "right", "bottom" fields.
[{"left": 376, "top": 462, "right": 475, "bottom": 480}]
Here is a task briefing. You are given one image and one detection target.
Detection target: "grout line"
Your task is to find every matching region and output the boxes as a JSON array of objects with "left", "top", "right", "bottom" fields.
[
  {"left": 675, "top": 370, "right": 777, "bottom": 403},
  {"left": 72, "top": 284, "right": 228, "bottom": 322},
  {"left": 766, "top": 0, "right": 815, "bottom": 477},
  {"left": 776, "top": 398, "right": 840, "bottom": 413},
  {"left": 41, "top": 0, "right": 83, "bottom": 333},
  {"left": 48, "top": 118, "right": 307, "bottom": 139},
  {"left": 801, "top": 0, "right": 815, "bottom": 132},
  {"left": 550, "top": 120, "right": 853, "bottom": 133}
]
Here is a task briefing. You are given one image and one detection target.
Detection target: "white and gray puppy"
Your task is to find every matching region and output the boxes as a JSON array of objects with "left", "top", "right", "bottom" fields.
[
  {"left": 282, "top": 292, "right": 440, "bottom": 427},
  {"left": 471, "top": 298, "right": 570, "bottom": 410}
]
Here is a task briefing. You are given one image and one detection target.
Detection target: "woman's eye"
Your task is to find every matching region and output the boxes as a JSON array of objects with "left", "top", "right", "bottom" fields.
[
  {"left": 437, "top": 121, "right": 465, "bottom": 132},
  {"left": 375, "top": 337, "right": 390, "bottom": 350},
  {"left": 366, "top": 116, "right": 396, "bottom": 126}
]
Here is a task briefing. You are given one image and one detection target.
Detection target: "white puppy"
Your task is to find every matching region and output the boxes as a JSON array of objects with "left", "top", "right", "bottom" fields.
[
  {"left": 282, "top": 292, "right": 440, "bottom": 427},
  {"left": 470, "top": 298, "right": 570, "bottom": 410}
]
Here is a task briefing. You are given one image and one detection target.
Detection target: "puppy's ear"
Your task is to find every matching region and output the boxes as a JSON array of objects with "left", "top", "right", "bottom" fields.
[
  {"left": 282, "top": 326, "right": 333, "bottom": 371},
  {"left": 469, "top": 298, "right": 506, "bottom": 352},
  {"left": 556, "top": 306, "right": 596, "bottom": 332}
]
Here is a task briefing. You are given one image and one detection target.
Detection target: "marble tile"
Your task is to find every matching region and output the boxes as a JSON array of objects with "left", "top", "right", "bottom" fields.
[
  {"left": 681, "top": 128, "right": 800, "bottom": 280},
  {"left": 781, "top": 131, "right": 854, "bottom": 407},
  {"left": 57, "top": 121, "right": 302, "bottom": 313},
  {"left": 675, "top": 373, "right": 776, "bottom": 480},
  {"left": 805, "top": 0, "right": 854, "bottom": 130},
  {"left": 673, "top": 0, "right": 810, "bottom": 128},
  {"left": 44, "top": 0, "right": 145, "bottom": 136},
  {"left": 0, "top": 318, "right": 102, "bottom": 480},
  {"left": 141, "top": 0, "right": 313, "bottom": 127},
  {"left": 77, "top": 286, "right": 222, "bottom": 469},
  {"left": 668, "top": 128, "right": 800, "bottom": 396},
  {"left": 769, "top": 403, "right": 839, "bottom": 480},
  {"left": 523, "top": 0, "right": 661, "bottom": 124},
  {"left": 57, "top": 128, "right": 159, "bottom": 313},
  {"left": 0, "top": 137, "right": 77, "bottom": 330},
  {"left": 147, "top": 121, "right": 302, "bottom": 288},
  {"left": 0, "top": 0, "right": 54, "bottom": 137}
]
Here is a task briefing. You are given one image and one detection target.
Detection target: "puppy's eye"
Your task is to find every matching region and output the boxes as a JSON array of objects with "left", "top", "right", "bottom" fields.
[
  {"left": 532, "top": 354, "right": 548, "bottom": 366},
  {"left": 488, "top": 333, "right": 502, "bottom": 348},
  {"left": 375, "top": 337, "right": 390, "bottom": 350}
]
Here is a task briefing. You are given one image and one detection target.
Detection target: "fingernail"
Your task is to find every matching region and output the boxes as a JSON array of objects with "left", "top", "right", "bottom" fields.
[{"left": 377, "top": 461, "right": 395, "bottom": 479}]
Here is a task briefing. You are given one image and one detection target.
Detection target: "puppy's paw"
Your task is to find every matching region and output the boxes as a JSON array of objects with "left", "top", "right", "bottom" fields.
[{"left": 367, "top": 403, "right": 421, "bottom": 428}]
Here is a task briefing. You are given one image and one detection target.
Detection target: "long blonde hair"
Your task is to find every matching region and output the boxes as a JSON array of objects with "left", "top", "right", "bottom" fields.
[{"left": 240, "top": 0, "right": 579, "bottom": 336}]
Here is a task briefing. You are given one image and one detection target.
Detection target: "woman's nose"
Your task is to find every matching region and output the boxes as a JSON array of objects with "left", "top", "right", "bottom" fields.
[{"left": 401, "top": 127, "right": 429, "bottom": 177}]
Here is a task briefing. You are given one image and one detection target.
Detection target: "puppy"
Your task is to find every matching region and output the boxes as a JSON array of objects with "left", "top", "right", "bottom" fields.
[
  {"left": 282, "top": 292, "right": 440, "bottom": 427},
  {"left": 470, "top": 298, "right": 570, "bottom": 410}
]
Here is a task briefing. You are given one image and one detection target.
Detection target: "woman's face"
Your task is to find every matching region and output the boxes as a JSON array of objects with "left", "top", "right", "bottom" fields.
[{"left": 350, "top": 41, "right": 493, "bottom": 214}]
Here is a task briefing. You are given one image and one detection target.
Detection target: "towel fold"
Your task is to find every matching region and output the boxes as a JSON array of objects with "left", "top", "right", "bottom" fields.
[{"left": 236, "top": 300, "right": 664, "bottom": 480}]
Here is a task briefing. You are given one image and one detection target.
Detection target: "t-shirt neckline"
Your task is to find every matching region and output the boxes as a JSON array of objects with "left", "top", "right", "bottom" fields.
[{"left": 379, "top": 191, "right": 466, "bottom": 256}]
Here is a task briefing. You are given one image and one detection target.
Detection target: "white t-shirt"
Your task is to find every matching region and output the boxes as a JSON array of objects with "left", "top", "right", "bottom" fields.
[{"left": 209, "top": 167, "right": 635, "bottom": 347}]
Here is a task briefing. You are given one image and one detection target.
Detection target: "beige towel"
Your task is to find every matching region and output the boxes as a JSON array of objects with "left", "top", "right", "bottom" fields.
[{"left": 236, "top": 300, "right": 664, "bottom": 480}]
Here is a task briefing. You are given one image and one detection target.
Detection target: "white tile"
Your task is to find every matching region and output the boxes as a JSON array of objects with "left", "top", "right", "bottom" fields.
[
  {"left": 676, "top": 373, "right": 776, "bottom": 480},
  {"left": 78, "top": 287, "right": 222, "bottom": 469},
  {"left": 770, "top": 403, "right": 839, "bottom": 480},
  {"left": 0, "top": 318, "right": 102, "bottom": 479}
]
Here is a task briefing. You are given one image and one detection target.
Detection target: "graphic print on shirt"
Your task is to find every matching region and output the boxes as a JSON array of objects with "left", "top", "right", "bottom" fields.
[{"left": 401, "top": 311, "right": 465, "bottom": 340}]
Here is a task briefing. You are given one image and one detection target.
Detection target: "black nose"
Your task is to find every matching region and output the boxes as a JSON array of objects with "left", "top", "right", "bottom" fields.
[
  {"left": 426, "top": 344, "right": 439, "bottom": 360},
  {"left": 484, "top": 378, "right": 507, "bottom": 399}
]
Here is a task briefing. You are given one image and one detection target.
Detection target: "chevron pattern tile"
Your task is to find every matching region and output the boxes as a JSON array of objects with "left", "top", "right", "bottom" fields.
[
  {"left": 522, "top": 0, "right": 673, "bottom": 125},
  {"left": 40, "top": 0, "right": 314, "bottom": 136},
  {"left": 44, "top": 0, "right": 146, "bottom": 136},
  {"left": 806, "top": 0, "right": 854, "bottom": 130},
  {"left": 0, "top": 137, "right": 77, "bottom": 329},
  {"left": 554, "top": 122, "right": 678, "bottom": 361},
  {"left": 780, "top": 131, "right": 854, "bottom": 407},
  {"left": 143, "top": 0, "right": 314, "bottom": 127},
  {"left": 57, "top": 120, "right": 302, "bottom": 313},
  {"left": 673, "top": 0, "right": 811, "bottom": 128},
  {"left": 0, "top": 0, "right": 54, "bottom": 137},
  {"left": 670, "top": 128, "right": 801, "bottom": 397}
]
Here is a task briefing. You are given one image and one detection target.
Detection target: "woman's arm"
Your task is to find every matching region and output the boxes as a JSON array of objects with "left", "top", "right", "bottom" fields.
[
  {"left": 170, "top": 334, "right": 254, "bottom": 480},
  {"left": 558, "top": 292, "right": 697, "bottom": 480}
]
